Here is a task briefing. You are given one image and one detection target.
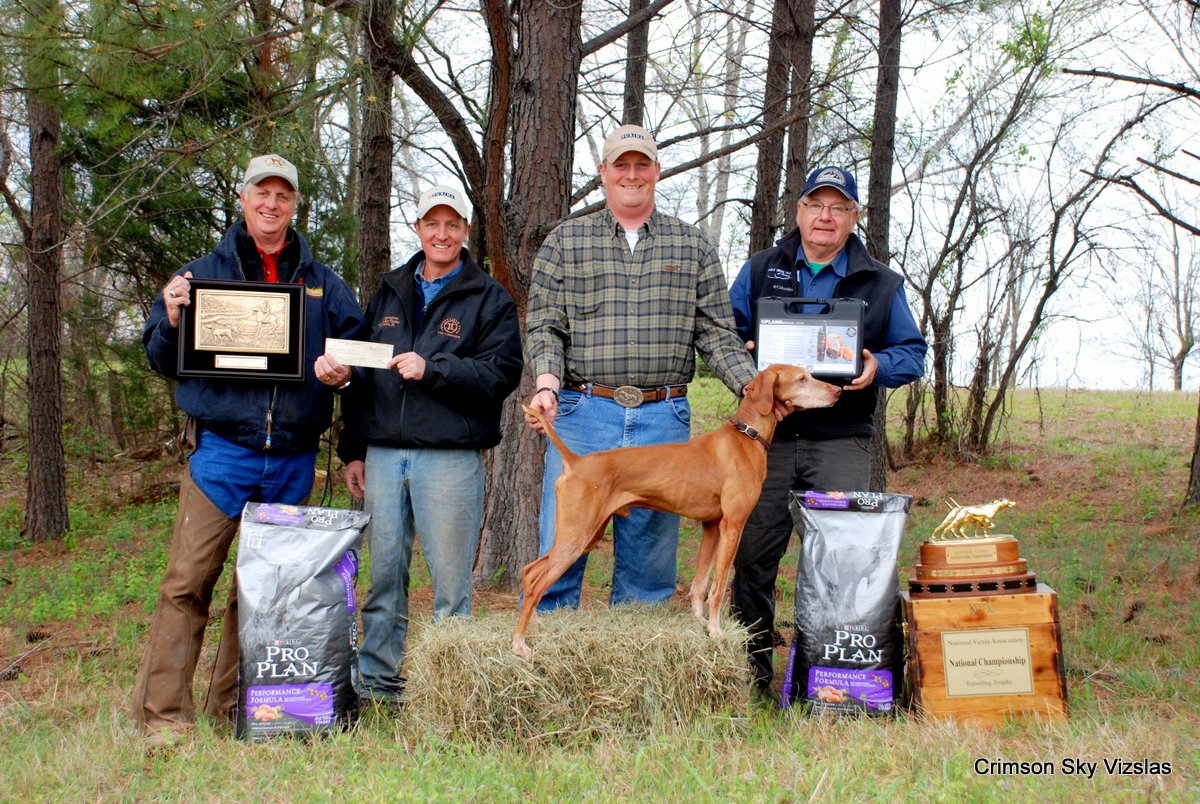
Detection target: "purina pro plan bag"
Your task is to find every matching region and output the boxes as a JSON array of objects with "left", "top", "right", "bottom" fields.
[
  {"left": 235, "top": 503, "right": 370, "bottom": 740},
  {"left": 783, "top": 490, "right": 911, "bottom": 715}
]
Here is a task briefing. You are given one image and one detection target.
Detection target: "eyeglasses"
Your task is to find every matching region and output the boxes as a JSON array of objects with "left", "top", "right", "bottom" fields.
[{"left": 799, "top": 200, "right": 857, "bottom": 218}]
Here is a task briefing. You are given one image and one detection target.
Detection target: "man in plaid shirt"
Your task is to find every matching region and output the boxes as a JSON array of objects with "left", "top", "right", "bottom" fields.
[{"left": 524, "top": 124, "right": 756, "bottom": 611}]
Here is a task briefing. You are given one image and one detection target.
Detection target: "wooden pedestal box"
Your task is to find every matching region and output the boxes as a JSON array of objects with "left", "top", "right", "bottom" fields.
[{"left": 902, "top": 584, "right": 1068, "bottom": 726}]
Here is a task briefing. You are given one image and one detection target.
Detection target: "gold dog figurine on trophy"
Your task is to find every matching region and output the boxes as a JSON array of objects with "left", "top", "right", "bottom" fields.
[
  {"left": 931, "top": 498, "right": 1015, "bottom": 540},
  {"left": 909, "top": 498, "right": 1035, "bottom": 597}
]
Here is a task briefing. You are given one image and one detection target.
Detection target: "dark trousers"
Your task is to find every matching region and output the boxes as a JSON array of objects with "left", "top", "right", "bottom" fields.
[{"left": 731, "top": 434, "right": 871, "bottom": 688}]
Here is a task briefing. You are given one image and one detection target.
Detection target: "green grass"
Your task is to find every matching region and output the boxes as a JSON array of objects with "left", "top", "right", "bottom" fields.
[{"left": 1, "top": 385, "right": 1198, "bottom": 798}]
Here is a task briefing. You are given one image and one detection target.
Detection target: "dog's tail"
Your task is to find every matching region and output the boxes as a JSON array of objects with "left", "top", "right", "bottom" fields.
[{"left": 522, "top": 404, "right": 578, "bottom": 465}]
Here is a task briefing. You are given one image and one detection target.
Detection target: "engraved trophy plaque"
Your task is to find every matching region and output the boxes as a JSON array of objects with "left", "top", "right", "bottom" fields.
[{"left": 177, "top": 279, "right": 306, "bottom": 380}]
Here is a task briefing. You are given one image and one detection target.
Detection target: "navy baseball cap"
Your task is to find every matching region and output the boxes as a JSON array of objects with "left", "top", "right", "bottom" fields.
[{"left": 801, "top": 166, "right": 859, "bottom": 203}]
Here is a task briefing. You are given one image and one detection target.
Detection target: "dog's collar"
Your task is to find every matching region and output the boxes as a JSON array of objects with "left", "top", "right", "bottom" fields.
[{"left": 729, "top": 417, "right": 770, "bottom": 449}]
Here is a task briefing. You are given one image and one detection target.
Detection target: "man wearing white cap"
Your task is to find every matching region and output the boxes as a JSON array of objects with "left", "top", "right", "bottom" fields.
[
  {"left": 524, "top": 125, "right": 756, "bottom": 612},
  {"left": 134, "top": 153, "right": 367, "bottom": 744},
  {"left": 331, "top": 184, "right": 522, "bottom": 706}
]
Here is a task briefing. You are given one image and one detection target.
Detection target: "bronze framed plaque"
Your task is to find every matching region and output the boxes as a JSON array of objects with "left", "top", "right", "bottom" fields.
[{"left": 177, "top": 279, "right": 306, "bottom": 380}]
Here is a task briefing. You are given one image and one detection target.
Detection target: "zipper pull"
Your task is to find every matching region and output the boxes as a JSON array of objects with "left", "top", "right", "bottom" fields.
[{"left": 265, "top": 387, "right": 276, "bottom": 449}]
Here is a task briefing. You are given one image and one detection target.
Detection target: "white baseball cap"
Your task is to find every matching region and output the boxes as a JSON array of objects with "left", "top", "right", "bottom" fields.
[
  {"left": 415, "top": 185, "right": 470, "bottom": 221},
  {"left": 242, "top": 154, "right": 299, "bottom": 191}
]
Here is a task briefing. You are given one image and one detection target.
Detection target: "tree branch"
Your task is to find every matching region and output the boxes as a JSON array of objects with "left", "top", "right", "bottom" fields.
[
  {"left": 1061, "top": 66, "right": 1200, "bottom": 101},
  {"left": 582, "top": 0, "right": 676, "bottom": 56},
  {"left": 1136, "top": 156, "right": 1200, "bottom": 190},
  {"left": 341, "top": 2, "right": 484, "bottom": 190},
  {"left": 0, "top": 126, "right": 31, "bottom": 246},
  {"left": 1088, "top": 170, "right": 1200, "bottom": 237},
  {"left": 566, "top": 105, "right": 810, "bottom": 219}
]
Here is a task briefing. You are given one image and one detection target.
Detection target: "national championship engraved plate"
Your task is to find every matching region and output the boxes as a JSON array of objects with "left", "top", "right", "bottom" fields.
[
  {"left": 178, "top": 279, "right": 306, "bottom": 380},
  {"left": 908, "top": 499, "right": 1037, "bottom": 597}
]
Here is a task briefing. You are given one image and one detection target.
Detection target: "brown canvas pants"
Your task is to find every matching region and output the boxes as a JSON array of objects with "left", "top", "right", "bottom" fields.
[{"left": 130, "top": 469, "right": 241, "bottom": 734}]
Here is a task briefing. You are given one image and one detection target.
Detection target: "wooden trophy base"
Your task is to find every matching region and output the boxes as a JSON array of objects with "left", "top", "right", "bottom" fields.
[
  {"left": 902, "top": 584, "right": 1068, "bottom": 726},
  {"left": 908, "top": 535, "right": 1037, "bottom": 598}
]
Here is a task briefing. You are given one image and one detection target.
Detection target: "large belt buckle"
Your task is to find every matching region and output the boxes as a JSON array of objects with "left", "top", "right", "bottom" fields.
[{"left": 612, "top": 385, "right": 645, "bottom": 408}]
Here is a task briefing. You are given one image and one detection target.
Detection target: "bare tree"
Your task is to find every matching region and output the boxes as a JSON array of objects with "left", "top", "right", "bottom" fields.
[
  {"left": 1105, "top": 210, "right": 1199, "bottom": 391},
  {"left": 866, "top": 0, "right": 902, "bottom": 491},
  {"left": 748, "top": 0, "right": 805, "bottom": 254},
  {"left": 622, "top": 0, "right": 651, "bottom": 126},
  {"left": 21, "top": 0, "right": 69, "bottom": 541},
  {"left": 358, "top": 0, "right": 396, "bottom": 303}
]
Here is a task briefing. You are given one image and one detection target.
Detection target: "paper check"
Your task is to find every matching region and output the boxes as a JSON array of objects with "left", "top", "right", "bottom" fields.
[{"left": 324, "top": 338, "right": 394, "bottom": 369}]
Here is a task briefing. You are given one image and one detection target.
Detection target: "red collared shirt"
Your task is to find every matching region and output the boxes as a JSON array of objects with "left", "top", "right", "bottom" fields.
[{"left": 257, "top": 246, "right": 280, "bottom": 283}]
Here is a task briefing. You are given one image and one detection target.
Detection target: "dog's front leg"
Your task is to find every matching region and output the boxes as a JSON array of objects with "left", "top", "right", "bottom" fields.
[
  {"left": 705, "top": 519, "right": 747, "bottom": 638},
  {"left": 689, "top": 519, "right": 721, "bottom": 624}
]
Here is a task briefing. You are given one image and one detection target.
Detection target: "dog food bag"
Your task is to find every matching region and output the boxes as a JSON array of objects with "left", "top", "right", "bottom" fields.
[
  {"left": 782, "top": 490, "right": 911, "bottom": 715},
  {"left": 235, "top": 503, "right": 370, "bottom": 741}
]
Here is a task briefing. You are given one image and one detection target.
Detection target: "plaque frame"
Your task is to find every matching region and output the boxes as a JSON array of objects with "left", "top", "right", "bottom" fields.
[{"left": 177, "top": 278, "right": 306, "bottom": 380}]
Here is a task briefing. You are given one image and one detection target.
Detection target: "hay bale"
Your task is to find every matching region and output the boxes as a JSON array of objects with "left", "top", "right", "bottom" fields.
[{"left": 404, "top": 606, "right": 752, "bottom": 744}]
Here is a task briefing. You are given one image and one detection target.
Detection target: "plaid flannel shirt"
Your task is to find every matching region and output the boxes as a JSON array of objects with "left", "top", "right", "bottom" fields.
[{"left": 525, "top": 208, "right": 755, "bottom": 394}]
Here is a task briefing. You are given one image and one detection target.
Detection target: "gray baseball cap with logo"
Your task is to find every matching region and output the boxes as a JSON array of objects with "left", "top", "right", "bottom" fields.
[{"left": 242, "top": 154, "right": 299, "bottom": 191}]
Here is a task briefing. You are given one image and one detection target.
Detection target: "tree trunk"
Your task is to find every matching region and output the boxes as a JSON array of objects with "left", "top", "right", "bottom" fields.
[
  {"left": 357, "top": 0, "right": 395, "bottom": 303},
  {"left": 865, "top": 0, "right": 902, "bottom": 490},
  {"left": 1186, "top": 387, "right": 1200, "bottom": 507},
  {"left": 247, "top": 0, "right": 276, "bottom": 153},
  {"left": 475, "top": 0, "right": 584, "bottom": 591},
  {"left": 781, "top": 0, "right": 814, "bottom": 215},
  {"left": 622, "top": 0, "right": 650, "bottom": 127},
  {"left": 748, "top": 0, "right": 798, "bottom": 254},
  {"left": 24, "top": 0, "right": 69, "bottom": 542}
]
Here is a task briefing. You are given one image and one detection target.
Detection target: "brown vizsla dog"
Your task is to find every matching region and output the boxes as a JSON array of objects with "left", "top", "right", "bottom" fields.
[{"left": 513, "top": 364, "right": 841, "bottom": 658}]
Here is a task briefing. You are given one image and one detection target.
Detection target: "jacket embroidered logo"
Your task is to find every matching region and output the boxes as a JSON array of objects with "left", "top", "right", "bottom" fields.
[{"left": 438, "top": 318, "right": 462, "bottom": 338}]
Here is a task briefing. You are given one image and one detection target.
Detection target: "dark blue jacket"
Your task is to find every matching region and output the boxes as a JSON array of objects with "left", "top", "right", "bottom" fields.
[
  {"left": 143, "top": 222, "right": 368, "bottom": 453},
  {"left": 337, "top": 248, "right": 523, "bottom": 459}
]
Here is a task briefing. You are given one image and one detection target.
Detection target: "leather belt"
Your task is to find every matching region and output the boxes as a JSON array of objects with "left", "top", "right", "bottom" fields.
[{"left": 564, "top": 381, "right": 688, "bottom": 408}]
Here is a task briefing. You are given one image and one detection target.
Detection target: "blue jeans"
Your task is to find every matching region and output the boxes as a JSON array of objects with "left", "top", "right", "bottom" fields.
[
  {"left": 359, "top": 445, "right": 484, "bottom": 701},
  {"left": 536, "top": 388, "right": 691, "bottom": 611},
  {"left": 189, "top": 428, "right": 317, "bottom": 519}
]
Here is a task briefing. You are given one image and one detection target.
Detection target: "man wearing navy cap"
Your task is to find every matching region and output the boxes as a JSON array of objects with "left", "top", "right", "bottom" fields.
[{"left": 727, "top": 165, "right": 927, "bottom": 694}]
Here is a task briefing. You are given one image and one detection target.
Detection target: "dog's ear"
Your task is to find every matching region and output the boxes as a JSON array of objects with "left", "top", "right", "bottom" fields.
[{"left": 747, "top": 367, "right": 776, "bottom": 416}]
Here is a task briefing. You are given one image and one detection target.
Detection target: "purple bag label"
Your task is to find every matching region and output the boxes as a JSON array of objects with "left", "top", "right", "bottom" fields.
[
  {"left": 335, "top": 551, "right": 358, "bottom": 613},
  {"left": 255, "top": 504, "right": 306, "bottom": 526},
  {"left": 802, "top": 491, "right": 852, "bottom": 510},
  {"left": 807, "top": 666, "right": 894, "bottom": 713},
  {"left": 798, "top": 490, "right": 911, "bottom": 513},
  {"left": 246, "top": 683, "right": 335, "bottom": 728}
]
